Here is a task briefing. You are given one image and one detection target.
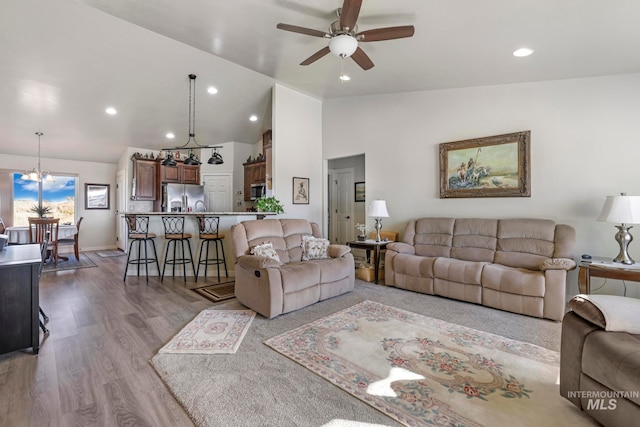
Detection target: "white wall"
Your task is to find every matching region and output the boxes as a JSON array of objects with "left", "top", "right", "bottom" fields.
[
  {"left": 273, "top": 84, "right": 323, "bottom": 224},
  {"left": 0, "top": 154, "right": 117, "bottom": 251},
  {"left": 323, "top": 73, "right": 640, "bottom": 297}
]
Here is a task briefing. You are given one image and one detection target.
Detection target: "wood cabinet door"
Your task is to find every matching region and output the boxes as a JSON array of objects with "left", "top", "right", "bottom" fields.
[
  {"left": 180, "top": 164, "right": 200, "bottom": 184},
  {"left": 162, "top": 165, "right": 180, "bottom": 183},
  {"left": 134, "top": 160, "right": 157, "bottom": 200}
]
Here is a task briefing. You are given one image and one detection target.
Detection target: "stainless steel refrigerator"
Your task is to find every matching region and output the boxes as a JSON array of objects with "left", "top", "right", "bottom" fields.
[{"left": 163, "top": 183, "right": 206, "bottom": 212}]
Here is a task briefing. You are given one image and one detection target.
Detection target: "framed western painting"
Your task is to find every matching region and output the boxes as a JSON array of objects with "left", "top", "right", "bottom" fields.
[
  {"left": 85, "top": 183, "right": 110, "bottom": 209},
  {"left": 293, "top": 177, "right": 309, "bottom": 204},
  {"left": 439, "top": 130, "right": 531, "bottom": 198},
  {"left": 354, "top": 182, "right": 365, "bottom": 202}
]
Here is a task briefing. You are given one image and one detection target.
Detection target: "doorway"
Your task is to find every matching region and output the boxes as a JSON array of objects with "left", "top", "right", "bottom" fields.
[
  {"left": 327, "top": 154, "right": 365, "bottom": 245},
  {"left": 202, "top": 173, "right": 233, "bottom": 212},
  {"left": 116, "top": 169, "right": 126, "bottom": 251}
]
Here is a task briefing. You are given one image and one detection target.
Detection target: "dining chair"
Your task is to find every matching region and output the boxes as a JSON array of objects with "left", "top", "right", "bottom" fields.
[
  {"left": 58, "top": 216, "right": 83, "bottom": 261},
  {"left": 29, "top": 217, "right": 60, "bottom": 266},
  {"left": 38, "top": 231, "right": 50, "bottom": 335}
]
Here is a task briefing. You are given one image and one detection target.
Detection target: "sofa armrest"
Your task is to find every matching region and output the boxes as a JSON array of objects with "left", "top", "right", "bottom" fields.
[
  {"left": 237, "top": 255, "right": 282, "bottom": 269},
  {"left": 328, "top": 244, "right": 351, "bottom": 258},
  {"left": 386, "top": 242, "right": 415, "bottom": 255},
  {"left": 569, "top": 294, "right": 640, "bottom": 334},
  {"left": 540, "top": 258, "right": 576, "bottom": 271}
]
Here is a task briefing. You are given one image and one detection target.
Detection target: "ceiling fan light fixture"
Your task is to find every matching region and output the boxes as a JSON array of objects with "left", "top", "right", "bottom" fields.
[{"left": 329, "top": 34, "right": 358, "bottom": 58}]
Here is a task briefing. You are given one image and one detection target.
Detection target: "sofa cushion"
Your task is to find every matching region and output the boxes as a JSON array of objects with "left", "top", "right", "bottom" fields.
[
  {"left": 411, "top": 218, "right": 454, "bottom": 257},
  {"left": 433, "top": 258, "right": 486, "bottom": 285},
  {"left": 482, "top": 264, "right": 545, "bottom": 297},
  {"left": 451, "top": 218, "right": 497, "bottom": 262},
  {"left": 494, "top": 219, "right": 556, "bottom": 270},
  {"left": 279, "top": 262, "right": 320, "bottom": 294},
  {"left": 392, "top": 253, "right": 436, "bottom": 278},
  {"left": 301, "top": 235, "right": 330, "bottom": 260},
  {"left": 583, "top": 330, "right": 640, "bottom": 407},
  {"left": 306, "top": 257, "right": 352, "bottom": 283}
]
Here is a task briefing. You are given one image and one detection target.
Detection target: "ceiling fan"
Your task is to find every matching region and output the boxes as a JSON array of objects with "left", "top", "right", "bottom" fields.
[{"left": 277, "top": 0, "right": 415, "bottom": 70}]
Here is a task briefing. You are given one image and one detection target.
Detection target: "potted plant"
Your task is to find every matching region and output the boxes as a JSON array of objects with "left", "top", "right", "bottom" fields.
[
  {"left": 30, "top": 204, "right": 52, "bottom": 218},
  {"left": 254, "top": 196, "right": 284, "bottom": 214},
  {"left": 355, "top": 223, "right": 368, "bottom": 241}
]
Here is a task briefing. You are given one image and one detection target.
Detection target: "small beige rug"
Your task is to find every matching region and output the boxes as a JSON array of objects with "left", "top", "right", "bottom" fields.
[
  {"left": 159, "top": 309, "right": 255, "bottom": 354},
  {"left": 265, "top": 300, "right": 594, "bottom": 427}
]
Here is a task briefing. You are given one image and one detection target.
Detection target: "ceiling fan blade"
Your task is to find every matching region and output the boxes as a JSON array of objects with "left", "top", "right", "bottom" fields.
[
  {"left": 340, "top": 0, "right": 362, "bottom": 31},
  {"left": 277, "top": 23, "right": 329, "bottom": 38},
  {"left": 351, "top": 47, "right": 374, "bottom": 70},
  {"left": 300, "top": 46, "right": 331, "bottom": 65},
  {"left": 357, "top": 26, "right": 415, "bottom": 42}
]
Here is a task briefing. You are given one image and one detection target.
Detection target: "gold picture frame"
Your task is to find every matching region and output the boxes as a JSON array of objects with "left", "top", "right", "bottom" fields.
[{"left": 439, "top": 131, "right": 531, "bottom": 198}]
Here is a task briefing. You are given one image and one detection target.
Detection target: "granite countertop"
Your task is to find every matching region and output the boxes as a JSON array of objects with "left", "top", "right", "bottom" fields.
[{"left": 121, "top": 211, "right": 276, "bottom": 216}]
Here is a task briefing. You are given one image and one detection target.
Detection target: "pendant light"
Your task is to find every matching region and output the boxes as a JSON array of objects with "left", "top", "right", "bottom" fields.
[
  {"left": 208, "top": 146, "right": 224, "bottom": 165},
  {"left": 163, "top": 74, "right": 223, "bottom": 165},
  {"left": 21, "top": 132, "right": 55, "bottom": 182}
]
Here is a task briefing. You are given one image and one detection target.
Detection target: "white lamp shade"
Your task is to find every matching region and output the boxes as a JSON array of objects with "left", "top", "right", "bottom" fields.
[
  {"left": 367, "top": 200, "right": 389, "bottom": 218},
  {"left": 329, "top": 34, "right": 358, "bottom": 58},
  {"left": 597, "top": 195, "right": 640, "bottom": 224}
]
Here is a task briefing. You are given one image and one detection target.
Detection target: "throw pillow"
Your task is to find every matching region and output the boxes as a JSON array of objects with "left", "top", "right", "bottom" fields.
[
  {"left": 251, "top": 242, "right": 281, "bottom": 263},
  {"left": 301, "top": 235, "right": 330, "bottom": 261}
]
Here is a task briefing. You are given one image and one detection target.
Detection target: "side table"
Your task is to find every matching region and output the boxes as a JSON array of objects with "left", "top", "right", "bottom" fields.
[
  {"left": 578, "top": 257, "right": 640, "bottom": 294},
  {"left": 346, "top": 240, "right": 390, "bottom": 284}
]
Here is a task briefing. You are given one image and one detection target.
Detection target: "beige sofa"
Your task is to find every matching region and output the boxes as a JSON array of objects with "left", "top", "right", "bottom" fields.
[
  {"left": 385, "top": 218, "right": 576, "bottom": 320},
  {"left": 230, "top": 218, "right": 354, "bottom": 318},
  {"left": 561, "top": 294, "right": 640, "bottom": 426}
]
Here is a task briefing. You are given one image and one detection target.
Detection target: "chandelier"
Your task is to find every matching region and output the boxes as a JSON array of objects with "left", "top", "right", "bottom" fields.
[
  {"left": 162, "top": 74, "right": 224, "bottom": 166},
  {"left": 21, "top": 132, "right": 54, "bottom": 182}
]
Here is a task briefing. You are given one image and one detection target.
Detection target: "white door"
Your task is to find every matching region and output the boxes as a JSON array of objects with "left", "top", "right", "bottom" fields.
[
  {"left": 116, "top": 170, "right": 127, "bottom": 251},
  {"left": 329, "top": 168, "right": 354, "bottom": 245},
  {"left": 203, "top": 174, "right": 232, "bottom": 212}
]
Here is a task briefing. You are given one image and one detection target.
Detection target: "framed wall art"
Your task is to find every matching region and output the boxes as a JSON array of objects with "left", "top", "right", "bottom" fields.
[
  {"left": 439, "top": 130, "right": 531, "bottom": 198},
  {"left": 293, "top": 177, "right": 309, "bottom": 204},
  {"left": 354, "top": 182, "right": 365, "bottom": 202},
  {"left": 85, "top": 183, "right": 110, "bottom": 209}
]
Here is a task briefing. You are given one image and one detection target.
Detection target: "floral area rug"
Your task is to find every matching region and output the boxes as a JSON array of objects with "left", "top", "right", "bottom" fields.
[
  {"left": 265, "top": 300, "right": 593, "bottom": 427},
  {"left": 159, "top": 309, "right": 255, "bottom": 354}
]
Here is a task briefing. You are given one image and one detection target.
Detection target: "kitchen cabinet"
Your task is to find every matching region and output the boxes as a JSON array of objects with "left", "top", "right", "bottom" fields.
[
  {"left": 243, "top": 160, "right": 266, "bottom": 201},
  {"left": 154, "top": 159, "right": 201, "bottom": 211},
  {"left": 132, "top": 157, "right": 157, "bottom": 201},
  {"left": 158, "top": 161, "right": 200, "bottom": 185}
]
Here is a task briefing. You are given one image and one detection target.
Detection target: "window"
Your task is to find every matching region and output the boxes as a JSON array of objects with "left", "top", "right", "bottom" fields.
[{"left": 13, "top": 173, "right": 77, "bottom": 226}]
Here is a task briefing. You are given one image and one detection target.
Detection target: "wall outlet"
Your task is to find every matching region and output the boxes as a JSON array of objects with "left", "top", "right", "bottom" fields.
[{"left": 236, "top": 201, "right": 243, "bottom": 206}]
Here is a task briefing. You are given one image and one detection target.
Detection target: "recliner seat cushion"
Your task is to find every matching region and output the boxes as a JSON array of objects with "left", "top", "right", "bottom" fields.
[
  {"left": 482, "top": 264, "right": 545, "bottom": 297},
  {"left": 279, "top": 262, "right": 320, "bottom": 294},
  {"left": 433, "top": 258, "right": 486, "bottom": 285}
]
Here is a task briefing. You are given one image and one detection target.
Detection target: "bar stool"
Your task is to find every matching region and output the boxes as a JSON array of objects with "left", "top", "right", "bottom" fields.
[
  {"left": 195, "top": 215, "right": 228, "bottom": 282},
  {"left": 161, "top": 216, "right": 195, "bottom": 283},
  {"left": 124, "top": 215, "right": 160, "bottom": 282}
]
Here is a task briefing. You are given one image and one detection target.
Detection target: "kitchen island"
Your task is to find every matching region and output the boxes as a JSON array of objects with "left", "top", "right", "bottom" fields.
[{"left": 121, "top": 211, "right": 276, "bottom": 278}]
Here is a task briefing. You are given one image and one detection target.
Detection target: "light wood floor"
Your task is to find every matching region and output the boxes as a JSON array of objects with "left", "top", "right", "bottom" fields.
[{"left": 0, "top": 251, "right": 231, "bottom": 427}]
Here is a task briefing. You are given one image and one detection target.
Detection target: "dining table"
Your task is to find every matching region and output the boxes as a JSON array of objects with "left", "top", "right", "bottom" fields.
[{"left": 5, "top": 225, "right": 78, "bottom": 245}]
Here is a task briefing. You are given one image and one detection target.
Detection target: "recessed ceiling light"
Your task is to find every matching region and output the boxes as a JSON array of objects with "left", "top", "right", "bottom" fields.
[
  {"left": 513, "top": 48, "right": 534, "bottom": 57},
  {"left": 207, "top": 86, "right": 218, "bottom": 95},
  {"left": 249, "top": 115, "right": 258, "bottom": 122},
  {"left": 105, "top": 107, "right": 117, "bottom": 115},
  {"left": 166, "top": 132, "right": 175, "bottom": 139},
  {"left": 339, "top": 74, "right": 351, "bottom": 82}
]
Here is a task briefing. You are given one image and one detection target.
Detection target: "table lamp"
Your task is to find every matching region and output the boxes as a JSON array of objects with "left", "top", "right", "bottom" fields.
[
  {"left": 367, "top": 200, "right": 389, "bottom": 242},
  {"left": 597, "top": 193, "right": 640, "bottom": 264}
]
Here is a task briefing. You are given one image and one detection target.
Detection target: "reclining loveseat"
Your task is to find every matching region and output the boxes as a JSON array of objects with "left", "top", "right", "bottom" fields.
[{"left": 230, "top": 218, "right": 354, "bottom": 318}]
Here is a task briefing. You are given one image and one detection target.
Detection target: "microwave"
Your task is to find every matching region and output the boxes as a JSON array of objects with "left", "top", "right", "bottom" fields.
[{"left": 250, "top": 183, "right": 265, "bottom": 201}]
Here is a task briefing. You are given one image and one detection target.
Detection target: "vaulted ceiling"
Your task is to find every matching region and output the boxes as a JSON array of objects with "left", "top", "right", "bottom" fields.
[{"left": 2, "top": 0, "right": 640, "bottom": 163}]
